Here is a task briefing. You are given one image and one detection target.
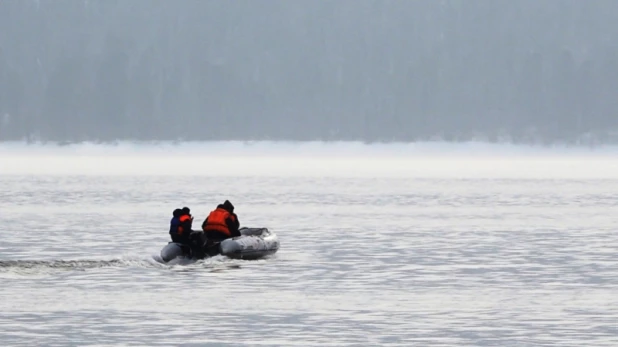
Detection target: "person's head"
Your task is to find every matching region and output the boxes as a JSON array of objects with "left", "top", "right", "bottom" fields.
[
  {"left": 181, "top": 207, "right": 191, "bottom": 216},
  {"left": 173, "top": 208, "right": 182, "bottom": 218},
  {"left": 221, "top": 200, "right": 234, "bottom": 213}
]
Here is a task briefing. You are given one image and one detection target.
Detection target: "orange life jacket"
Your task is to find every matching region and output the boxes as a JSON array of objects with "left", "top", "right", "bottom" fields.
[
  {"left": 202, "top": 208, "right": 236, "bottom": 236},
  {"left": 177, "top": 214, "right": 192, "bottom": 235}
]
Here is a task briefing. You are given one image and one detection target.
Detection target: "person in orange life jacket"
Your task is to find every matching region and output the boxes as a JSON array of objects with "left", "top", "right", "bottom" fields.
[
  {"left": 201, "top": 200, "right": 241, "bottom": 241},
  {"left": 169, "top": 207, "right": 194, "bottom": 244}
]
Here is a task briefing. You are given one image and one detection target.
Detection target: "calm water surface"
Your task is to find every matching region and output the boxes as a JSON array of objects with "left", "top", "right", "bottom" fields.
[{"left": 1, "top": 156, "right": 618, "bottom": 346}]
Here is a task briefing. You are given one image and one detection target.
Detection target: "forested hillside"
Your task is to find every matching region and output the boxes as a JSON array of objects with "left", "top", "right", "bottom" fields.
[{"left": 1, "top": 0, "right": 618, "bottom": 144}]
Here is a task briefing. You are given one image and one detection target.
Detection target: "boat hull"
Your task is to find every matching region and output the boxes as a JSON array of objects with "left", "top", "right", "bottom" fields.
[
  {"left": 220, "top": 227, "right": 280, "bottom": 260},
  {"left": 159, "top": 242, "right": 191, "bottom": 263},
  {"left": 158, "top": 227, "right": 279, "bottom": 263}
]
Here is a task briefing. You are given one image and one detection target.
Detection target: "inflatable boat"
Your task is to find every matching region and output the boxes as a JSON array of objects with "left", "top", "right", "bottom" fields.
[{"left": 159, "top": 227, "right": 279, "bottom": 263}]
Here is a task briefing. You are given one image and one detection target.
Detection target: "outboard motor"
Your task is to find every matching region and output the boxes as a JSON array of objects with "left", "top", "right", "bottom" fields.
[{"left": 203, "top": 240, "right": 222, "bottom": 257}]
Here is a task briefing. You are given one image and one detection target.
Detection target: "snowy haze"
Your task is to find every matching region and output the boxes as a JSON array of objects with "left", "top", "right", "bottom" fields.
[
  {"left": 2, "top": 141, "right": 618, "bottom": 179},
  {"left": 1, "top": 1, "right": 618, "bottom": 144}
]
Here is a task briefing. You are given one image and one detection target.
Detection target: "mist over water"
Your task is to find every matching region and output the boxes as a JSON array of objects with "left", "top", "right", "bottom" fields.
[{"left": 2, "top": 141, "right": 618, "bottom": 179}]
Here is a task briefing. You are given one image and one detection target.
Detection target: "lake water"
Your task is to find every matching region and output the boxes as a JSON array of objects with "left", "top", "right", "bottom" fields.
[{"left": 1, "top": 142, "right": 618, "bottom": 346}]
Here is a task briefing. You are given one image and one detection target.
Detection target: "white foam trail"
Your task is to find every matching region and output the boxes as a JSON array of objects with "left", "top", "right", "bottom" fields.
[{"left": 1, "top": 140, "right": 618, "bottom": 179}]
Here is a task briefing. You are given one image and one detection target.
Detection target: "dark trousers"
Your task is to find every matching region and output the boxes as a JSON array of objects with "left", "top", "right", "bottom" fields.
[{"left": 190, "top": 231, "right": 223, "bottom": 258}]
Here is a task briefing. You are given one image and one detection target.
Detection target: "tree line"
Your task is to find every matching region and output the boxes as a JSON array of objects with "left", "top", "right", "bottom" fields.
[{"left": 1, "top": 0, "right": 618, "bottom": 145}]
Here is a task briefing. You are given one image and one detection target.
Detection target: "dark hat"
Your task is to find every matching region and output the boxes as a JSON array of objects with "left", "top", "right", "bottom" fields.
[
  {"left": 222, "top": 200, "right": 234, "bottom": 213},
  {"left": 181, "top": 207, "right": 191, "bottom": 215},
  {"left": 173, "top": 208, "right": 182, "bottom": 217}
]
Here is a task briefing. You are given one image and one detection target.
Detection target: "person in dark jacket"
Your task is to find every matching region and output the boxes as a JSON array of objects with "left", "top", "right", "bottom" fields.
[
  {"left": 169, "top": 207, "right": 194, "bottom": 245},
  {"left": 169, "top": 208, "right": 183, "bottom": 242},
  {"left": 201, "top": 200, "right": 241, "bottom": 241}
]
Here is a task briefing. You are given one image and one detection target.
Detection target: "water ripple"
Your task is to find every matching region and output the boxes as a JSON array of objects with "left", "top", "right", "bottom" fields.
[{"left": 1, "top": 175, "right": 618, "bottom": 345}]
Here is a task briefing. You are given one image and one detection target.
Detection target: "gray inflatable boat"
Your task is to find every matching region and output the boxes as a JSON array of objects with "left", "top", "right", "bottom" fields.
[{"left": 159, "top": 227, "right": 279, "bottom": 263}]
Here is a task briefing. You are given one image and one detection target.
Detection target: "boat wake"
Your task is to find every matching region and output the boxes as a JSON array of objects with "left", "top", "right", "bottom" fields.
[
  {"left": 0, "top": 255, "right": 243, "bottom": 276},
  {"left": 0, "top": 258, "right": 133, "bottom": 270}
]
